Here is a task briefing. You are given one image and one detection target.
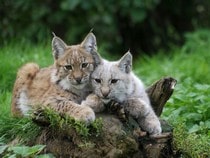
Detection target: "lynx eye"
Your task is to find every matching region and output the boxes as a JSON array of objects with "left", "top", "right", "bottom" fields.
[
  {"left": 94, "top": 78, "right": 101, "bottom": 83},
  {"left": 63, "top": 65, "right": 72, "bottom": 71},
  {"left": 111, "top": 79, "right": 118, "bottom": 84},
  {"left": 81, "top": 63, "right": 89, "bottom": 68}
]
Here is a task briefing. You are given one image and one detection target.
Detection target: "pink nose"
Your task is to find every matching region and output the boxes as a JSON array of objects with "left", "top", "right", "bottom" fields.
[{"left": 101, "top": 88, "right": 110, "bottom": 98}]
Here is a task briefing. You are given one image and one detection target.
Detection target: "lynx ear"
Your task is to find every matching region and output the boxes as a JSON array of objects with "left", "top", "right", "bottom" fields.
[
  {"left": 118, "top": 51, "right": 132, "bottom": 73},
  {"left": 52, "top": 33, "right": 67, "bottom": 59},
  {"left": 81, "top": 32, "right": 101, "bottom": 66},
  {"left": 92, "top": 51, "right": 102, "bottom": 67},
  {"left": 81, "top": 32, "right": 97, "bottom": 53}
]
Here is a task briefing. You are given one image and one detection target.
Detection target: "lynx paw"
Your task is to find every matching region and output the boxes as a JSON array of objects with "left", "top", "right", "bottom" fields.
[
  {"left": 73, "top": 106, "right": 95, "bottom": 124},
  {"left": 139, "top": 118, "right": 162, "bottom": 136},
  {"left": 147, "top": 122, "right": 162, "bottom": 136}
]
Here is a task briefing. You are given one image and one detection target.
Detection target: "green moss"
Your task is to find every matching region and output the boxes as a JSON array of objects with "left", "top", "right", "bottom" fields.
[{"left": 32, "top": 107, "right": 103, "bottom": 139}]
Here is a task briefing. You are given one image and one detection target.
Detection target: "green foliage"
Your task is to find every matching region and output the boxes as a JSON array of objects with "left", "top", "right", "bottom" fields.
[
  {"left": 164, "top": 79, "right": 210, "bottom": 135},
  {"left": 0, "top": 143, "right": 55, "bottom": 158},
  {"left": 0, "top": 41, "right": 51, "bottom": 92},
  {"left": 0, "top": 91, "right": 11, "bottom": 116},
  {"left": 0, "top": 131, "right": 54, "bottom": 158},
  {"left": 172, "top": 122, "right": 210, "bottom": 158},
  {"left": 90, "top": 118, "right": 103, "bottom": 137},
  {"left": 133, "top": 29, "right": 210, "bottom": 157},
  {"left": 182, "top": 29, "right": 210, "bottom": 54},
  {"left": 160, "top": 30, "right": 210, "bottom": 137},
  {"left": 0, "top": 116, "right": 41, "bottom": 143},
  {"left": 2, "top": 0, "right": 210, "bottom": 54}
]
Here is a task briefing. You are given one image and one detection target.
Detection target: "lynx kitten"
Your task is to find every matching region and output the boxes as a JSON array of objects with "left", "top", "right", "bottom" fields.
[
  {"left": 82, "top": 51, "right": 162, "bottom": 135},
  {"left": 11, "top": 33, "right": 100, "bottom": 124}
]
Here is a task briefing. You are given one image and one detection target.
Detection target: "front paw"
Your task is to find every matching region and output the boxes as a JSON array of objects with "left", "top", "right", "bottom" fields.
[
  {"left": 82, "top": 94, "right": 105, "bottom": 112},
  {"left": 139, "top": 118, "right": 162, "bottom": 136},
  {"left": 71, "top": 106, "right": 95, "bottom": 124},
  {"left": 147, "top": 122, "right": 162, "bottom": 136},
  {"left": 106, "top": 100, "right": 122, "bottom": 112}
]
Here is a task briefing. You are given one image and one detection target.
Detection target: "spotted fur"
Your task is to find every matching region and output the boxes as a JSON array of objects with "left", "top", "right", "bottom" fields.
[{"left": 11, "top": 33, "right": 100, "bottom": 124}]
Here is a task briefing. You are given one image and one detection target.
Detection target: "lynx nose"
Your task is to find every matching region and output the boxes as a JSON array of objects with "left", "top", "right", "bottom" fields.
[
  {"left": 101, "top": 87, "right": 110, "bottom": 98},
  {"left": 75, "top": 78, "right": 82, "bottom": 84}
]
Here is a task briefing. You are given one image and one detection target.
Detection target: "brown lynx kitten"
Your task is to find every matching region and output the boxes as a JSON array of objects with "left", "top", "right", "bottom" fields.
[
  {"left": 11, "top": 33, "right": 100, "bottom": 124},
  {"left": 82, "top": 51, "right": 162, "bottom": 135}
]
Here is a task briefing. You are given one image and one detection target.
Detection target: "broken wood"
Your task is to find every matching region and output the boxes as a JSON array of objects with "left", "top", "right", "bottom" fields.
[{"left": 146, "top": 77, "right": 177, "bottom": 116}]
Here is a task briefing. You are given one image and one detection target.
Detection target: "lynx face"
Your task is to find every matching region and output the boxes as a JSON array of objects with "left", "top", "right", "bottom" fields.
[
  {"left": 52, "top": 47, "right": 95, "bottom": 90},
  {"left": 51, "top": 33, "right": 100, "bottom": 91},
  {"left": 91, "top": 53, "right": 133, "bottom": 104}
]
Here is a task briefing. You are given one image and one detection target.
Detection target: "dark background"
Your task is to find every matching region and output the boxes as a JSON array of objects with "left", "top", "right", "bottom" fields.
[{"left": 1, "top": 0, "right": 210, "bottom": 56}]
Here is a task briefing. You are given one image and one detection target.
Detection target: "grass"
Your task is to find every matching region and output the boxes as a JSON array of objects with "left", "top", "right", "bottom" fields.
[{"left": 0, "top": 29, "right": 210, "bottom": 157}]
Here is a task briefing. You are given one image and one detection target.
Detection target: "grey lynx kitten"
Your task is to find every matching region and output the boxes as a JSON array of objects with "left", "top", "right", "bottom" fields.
[
  {"left": 82, "top": 51, "right": 162, "bottom": 135},
  {"left": 11, "top": 32, "right": 100, "bottom": 124}
]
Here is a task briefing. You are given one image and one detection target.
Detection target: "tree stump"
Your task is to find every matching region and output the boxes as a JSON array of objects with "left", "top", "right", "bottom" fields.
[
  {"left": 32, "top": 77, "right": 177, "bottom": 158},
  {"left": 138, "top": 77, "right": 177, "bottom": 158}
]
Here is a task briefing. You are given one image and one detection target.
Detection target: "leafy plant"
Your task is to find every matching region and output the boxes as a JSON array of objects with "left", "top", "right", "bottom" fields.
[
  {"left": 0, "top": 144, "right": 55, "bottom": 158},
  {"left": 172, "top": 121, "right": 210, "bottom": 158}
]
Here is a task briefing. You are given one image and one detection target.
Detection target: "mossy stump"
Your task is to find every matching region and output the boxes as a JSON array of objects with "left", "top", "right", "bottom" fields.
[{"left": 33, "top": 77, "right": 177, "bottom": 158}]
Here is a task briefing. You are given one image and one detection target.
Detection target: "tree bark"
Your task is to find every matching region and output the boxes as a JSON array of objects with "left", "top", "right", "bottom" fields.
[{"left": 146, "top": 77, "right": 177, "bottom": 116}]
